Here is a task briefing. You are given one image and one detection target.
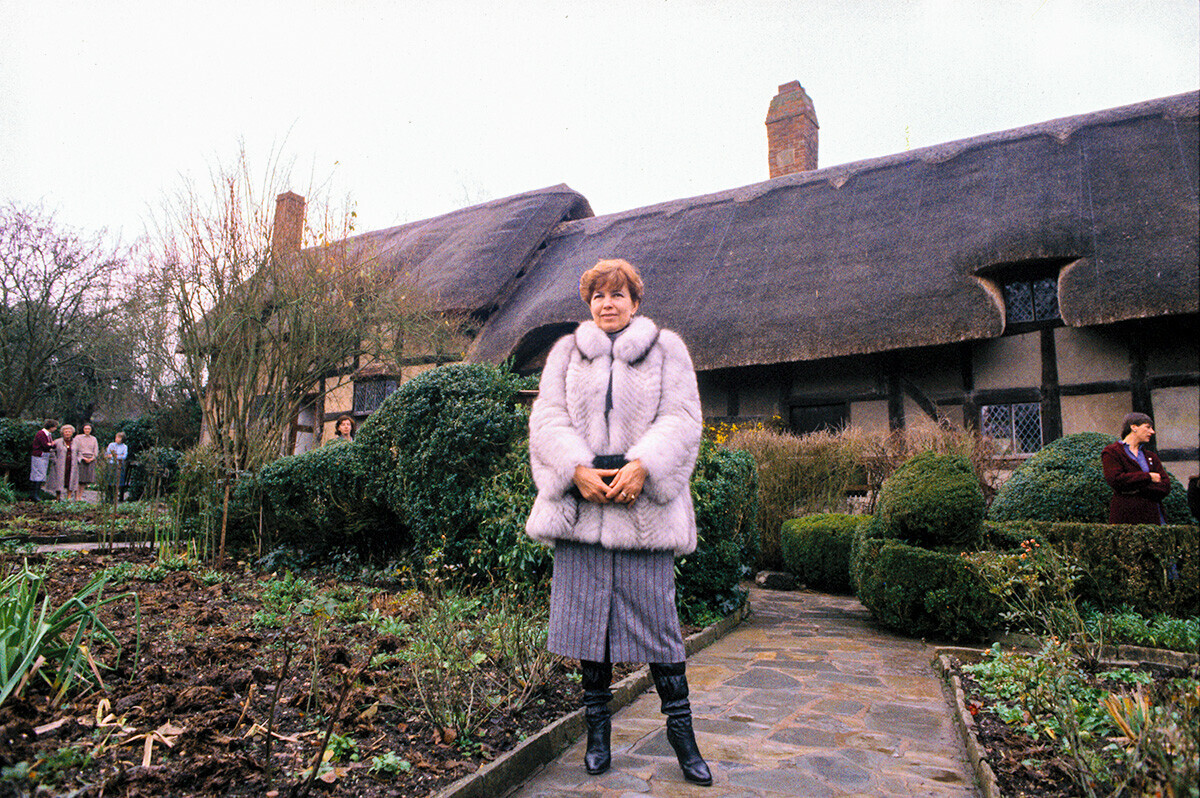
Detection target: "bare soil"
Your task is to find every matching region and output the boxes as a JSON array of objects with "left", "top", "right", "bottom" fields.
[{"left": 0, "top": 502, "right": 589, "bottom": 798}]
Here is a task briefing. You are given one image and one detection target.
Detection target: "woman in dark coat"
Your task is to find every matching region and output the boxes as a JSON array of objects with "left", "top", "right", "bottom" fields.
[
  {"left": 1101, "top": 412, "right": 1171, "bottom": 524},
  {"left": 526, "top": 259, "right": 711, "bottom": 786}
]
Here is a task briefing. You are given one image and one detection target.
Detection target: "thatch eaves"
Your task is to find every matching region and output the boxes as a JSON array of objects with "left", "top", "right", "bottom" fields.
[
  {"left": 325, "top": 184, "right": 593, "bottom": 314},
  {"left": 468, "top": 92, "right": 1199, "bottom": 372}
]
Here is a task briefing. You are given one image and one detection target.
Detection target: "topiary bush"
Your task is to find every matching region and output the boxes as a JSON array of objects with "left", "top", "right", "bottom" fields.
[
  {"left": 254, "top": 441, "right": 399, "bottom": 554},
  {"left": 853, "top": 534, "right": 1002, "bottom": 642},
  {"left": 988, "top": 432, "right": 1191, "bottom": 524},
  {"left": 875, "top": 451, "right": 985, "bottom": 549},
  {"left": 781, "top": 513, "right": 861, "bottom": 594},
  {"left": 677, "top": 440, "right": 760, "bottom": 625},
  {"left": 355, "top": 363, "right": 534, "bottom": 573}
]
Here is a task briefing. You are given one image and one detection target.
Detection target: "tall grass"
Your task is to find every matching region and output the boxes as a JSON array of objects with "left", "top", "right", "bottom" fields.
[{"left": 723, "top": 422, "right": 1002, "bottom": 569}]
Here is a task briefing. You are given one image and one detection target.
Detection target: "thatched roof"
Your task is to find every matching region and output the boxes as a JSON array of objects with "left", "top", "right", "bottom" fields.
[
  {"left": 467, "top": 91, "right": 1198, "bottom": 372},
  {"left": 331, "top": 184, "right": 592, "bottom": 314}
]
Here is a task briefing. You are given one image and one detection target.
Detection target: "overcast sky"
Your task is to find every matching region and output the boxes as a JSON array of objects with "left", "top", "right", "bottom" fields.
[{"left": 2, "top": 0, "right": 1197, "bottom": 246}]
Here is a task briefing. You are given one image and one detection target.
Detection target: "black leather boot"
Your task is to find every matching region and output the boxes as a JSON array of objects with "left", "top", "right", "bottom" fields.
[
  {"left": 580, "top": 660, "right": 612, "bottom": 775},
  {"left": 650, "top": 662, "right": 712, "bottom": 786}
]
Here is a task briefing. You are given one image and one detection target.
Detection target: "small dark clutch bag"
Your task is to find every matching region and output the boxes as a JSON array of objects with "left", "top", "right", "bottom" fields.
[{"left": 568, "top": 454, "right": 628, "bottom": 499}]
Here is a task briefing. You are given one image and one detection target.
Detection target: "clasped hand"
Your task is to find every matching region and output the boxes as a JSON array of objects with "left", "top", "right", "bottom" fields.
[{"left": 573, "top": 460, "right": 647, "bottom": 505}]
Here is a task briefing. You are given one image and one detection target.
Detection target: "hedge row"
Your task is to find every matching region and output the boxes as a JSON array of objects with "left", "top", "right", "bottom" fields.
[
  {"left": 238, "top": 364, "right": 761, "bottom": 623},
  {"left": 780, "top": 513, "right": 860, "bottom": 594}
]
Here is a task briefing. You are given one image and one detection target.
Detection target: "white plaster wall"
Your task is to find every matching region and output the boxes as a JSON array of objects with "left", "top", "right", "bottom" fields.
[
  {"left": 1151, "top": 385, "right": 1200, "bottom": 451},
  {"left": 850, "top": 400, "right": 890, "bottom": 433},
  {"left": 1060, "top": 392, "right": 1131, "bottom": 437},
  {"left": 973, "top": 333, "right": 1041, "bottom": 390},
  {"left": 1054, "top": 327, "right": 1128, "bottom": 385}
]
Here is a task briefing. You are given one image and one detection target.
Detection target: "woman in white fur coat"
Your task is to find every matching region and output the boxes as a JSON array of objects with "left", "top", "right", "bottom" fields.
[{"left": 526, "top": 259, "right": 711, "bottom": 786}]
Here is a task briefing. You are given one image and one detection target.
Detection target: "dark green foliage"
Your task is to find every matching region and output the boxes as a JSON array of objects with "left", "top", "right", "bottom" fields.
[
  {"left": 988, "top": 520, "right": 1199, "bottom": 618},
  {"left": 0, "top": 418, "right": 39, "bottom": 489},
  {"left": 854, "top": 536, "right": 1002, "bottom": 642},
  {"left": 469, "top": 437, "right": 550, "bottom": 588},
  {"left": 980, "top": 520, "right": 1030, "bottom": 552},
  {"left": 356, "top": 363, "right": 533, "bottom": 572},
  {"left": 125, "top": 446, "right": 183, "bottom": 499},
  {"left": 780, "top": 513, "right": 861, "bottom": 593},
  {"left": 876, "top": 451, "right": 984, "bottom": 549},
  {"left": 255, "top": 442, "right": 399, "bottom": 553},
  {"left": 988, "top": 432, "right": 1191, "bottom": 524},
  {"left": 0, "top": 477, "right": 15, "bottom": 505},
  {"left": 677, "top": 441, "right": 760, "bottom": 625}
]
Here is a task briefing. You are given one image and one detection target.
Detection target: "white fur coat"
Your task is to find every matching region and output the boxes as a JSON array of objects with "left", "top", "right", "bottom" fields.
[{"left": 526, "top": 316, "right": 703, "bottom": 554}]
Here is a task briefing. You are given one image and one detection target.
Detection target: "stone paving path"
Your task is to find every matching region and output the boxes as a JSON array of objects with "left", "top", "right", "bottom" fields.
[{"left": 505, "top": 587, "right": 978, "bottom": 798}]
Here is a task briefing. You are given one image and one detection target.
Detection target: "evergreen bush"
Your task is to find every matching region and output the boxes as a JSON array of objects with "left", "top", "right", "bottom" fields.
[
  {"left": 0, "top": 418, "right": 39, "bottom": 490},
  {"left": 780, "top": 513, "right": 861, "bottom": 593},
  {"left": 677, "top": 440, "right": 760, "bottom": 625},
  {"left": 988, "top": 432, "right": 1191, "bottom": 524},
  {"left": 355, "top": 363, "right": 533, "bottom": 572},
  {"left": 999, "top": 521, "right": 1199, "bottom": 618},
  {"left": 255, "top": 442, "right": 399, "bottom": 553},
  {"left": 876, "top": 451, "right": 984, "bottom": 549},
  {"left": 0, "top": 477, "right": 15, "bottom": 505},
  {"left": 854, "top": 535, "right": 1001, "bottom": 641}
]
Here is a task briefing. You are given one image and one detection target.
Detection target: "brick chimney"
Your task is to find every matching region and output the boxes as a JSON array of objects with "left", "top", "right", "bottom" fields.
[
  {"left": 766, "top": 81, "right": 818, "bottom": 177},
  {"left": 271, "top": 191, "right": 305, "bottom": 259}
]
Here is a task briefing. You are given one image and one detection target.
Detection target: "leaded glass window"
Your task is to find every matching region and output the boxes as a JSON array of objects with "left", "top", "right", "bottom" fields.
[
  {"left": 1003, "top": 278, "right": 1059, "bottom": 324},
  {"left": 353, "top": 378, "right": 398, "bottom": 415},
  {"left": 981, "top": 402, "right": 1043, "bottom": 454}
]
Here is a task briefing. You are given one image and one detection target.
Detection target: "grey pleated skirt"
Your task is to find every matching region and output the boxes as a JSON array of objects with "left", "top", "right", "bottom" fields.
[{"left": 547, "top": 539, "right": 686, "bottom": 664}]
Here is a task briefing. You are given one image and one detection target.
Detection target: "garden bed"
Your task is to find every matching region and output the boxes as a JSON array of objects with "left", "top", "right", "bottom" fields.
[
  {"left": 0, "top": 538, "right": 650, "bottom": 798},
  {"left": 937, "top": 646, "right": 1199, "bottom": 797}
]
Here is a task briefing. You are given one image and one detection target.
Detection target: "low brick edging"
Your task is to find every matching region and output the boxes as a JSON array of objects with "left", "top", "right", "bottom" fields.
[
  {"left": 933, "top": 648, "right": 1002, "bottom": 798},
  {"left": 433, "top": 600, "right": 751, "bottom": 798}
]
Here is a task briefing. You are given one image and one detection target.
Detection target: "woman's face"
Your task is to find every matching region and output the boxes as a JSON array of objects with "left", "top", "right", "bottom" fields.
[
  {"left": 337, "top": 418, "right": 353, "bottom": 436},
  {"left": 1129, "top": 422, "right": 1155, "bottom": 444},
  {"left": 62, "top": 427, "right": 74, "bottom": 441},
  {"left": 590, "top": 281, "right": 638, "bottom": 333},
  {"left": 83, "top": 424, "right": 92, "bottom": 435}
]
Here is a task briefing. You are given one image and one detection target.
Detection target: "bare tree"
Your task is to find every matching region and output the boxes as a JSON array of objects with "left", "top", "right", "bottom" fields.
[
  {"left": 0, "top": 203, "right": 126, "bottom": 419},
  {"left": 144, "top": 147, "right": 446, "bottom": 561}
]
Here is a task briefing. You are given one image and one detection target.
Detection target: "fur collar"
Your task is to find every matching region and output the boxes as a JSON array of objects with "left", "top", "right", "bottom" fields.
[{"left": 574, "top": 317, "right": 659, "bottom": 363}]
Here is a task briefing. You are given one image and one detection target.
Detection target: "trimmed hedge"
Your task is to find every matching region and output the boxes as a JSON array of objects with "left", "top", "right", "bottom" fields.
[
  {"left": 854, "top": 535, "right": 1001, "bottom": 642},
  {"left": 781, "top": 513, "right": 860, "bottom": 593},
  {"left": 355, "top": 363, "right": 533, "bottom": 571},
  {"left": 876, "top": 451, "right": 984, "bottom": 549},
  {"left": 255, "top": 441, "right": 397, "bottom": 553},
  {"left": 677, "top": 441, "right": 760, "bottom": 624},
  {"left": 989, "top": 520, "right": 1199, "bottom": 618},
  {"left": 989, "top": 432, "right": 1191, "bottom": 524}
]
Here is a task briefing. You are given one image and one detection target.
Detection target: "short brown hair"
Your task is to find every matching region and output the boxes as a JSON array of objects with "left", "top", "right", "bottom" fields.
[
  {"left": 579, "top": 259, "right": 644, "bottom": 305},
  {"left": 334, "top": 415, "right": 356, "bottom": 436},
  {"left": 1120, "top": 412, "right": 1153, "bottom": 438}
]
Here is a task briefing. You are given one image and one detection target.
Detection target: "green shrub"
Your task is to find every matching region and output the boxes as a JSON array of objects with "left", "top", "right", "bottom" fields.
[
  {"left": 876, "top": 451, "right": 984, "bottom": 549},
  {"left": 126, "top": 446, "right": 183, "bottom": 500},
  {"left": 355, "top": 363, "right": 533, "bottom": 573},
  {"left": 676, "top": 441, "right": 760, "bottom": 625},
  {"left": 467, "top": 437, "right": 549, "bottom": 589},
  {"left": 723, "top": 427, "right": 862, "bottom": 569},
  {"left": 854, "top": 535, "right": 1001, "bottom": 641},
  {"left": 0, "top": 419, "right": 39, "bottom": 491},
  {"left": 780, "top": 513, "right": 861, "bottom": 593},
  {"left": 0, "top": 478, "right": 15, "bottom": 506},
  {"left": 989, "top": 432, "right": 1191, "bottom": 524},
  {"left": 255, "top": 442, "right": 399, "bottom": 554},
  {"left": 1028, "top": 521, "right": 1198, "bottom": 617}
]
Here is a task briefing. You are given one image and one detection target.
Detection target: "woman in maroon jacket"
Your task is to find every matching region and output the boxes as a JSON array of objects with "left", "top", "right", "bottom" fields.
[{"left": 1101, "top": 412, "right": 1171, "bottom": 524}]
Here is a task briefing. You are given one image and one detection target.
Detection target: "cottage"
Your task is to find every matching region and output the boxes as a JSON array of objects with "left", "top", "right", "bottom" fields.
[{"left": 304, "top": 87, "right": 1199, "bottom": 481}]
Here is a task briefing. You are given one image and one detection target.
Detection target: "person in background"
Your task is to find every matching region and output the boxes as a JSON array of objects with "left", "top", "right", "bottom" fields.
[
  {"left": 105, "top": 432, "right": 128, "bottom": 502},
  {"left": 526, "top": 259, "right": 711, "bottom": 786},
  {"left": 1101, "top": 412, "right": 1171, "bottom": 524},
  {"left": 47, "top": 424, "right": 78, "bottom": 501},
  {"left": 28, "top": 419, "right": 59, "bottom": 501},
  {"left": 326, "top": 414, "right": 355, "bottom": 444},
  {"left": 74, "top": 422, "right": 99, "bottom": 501}
]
